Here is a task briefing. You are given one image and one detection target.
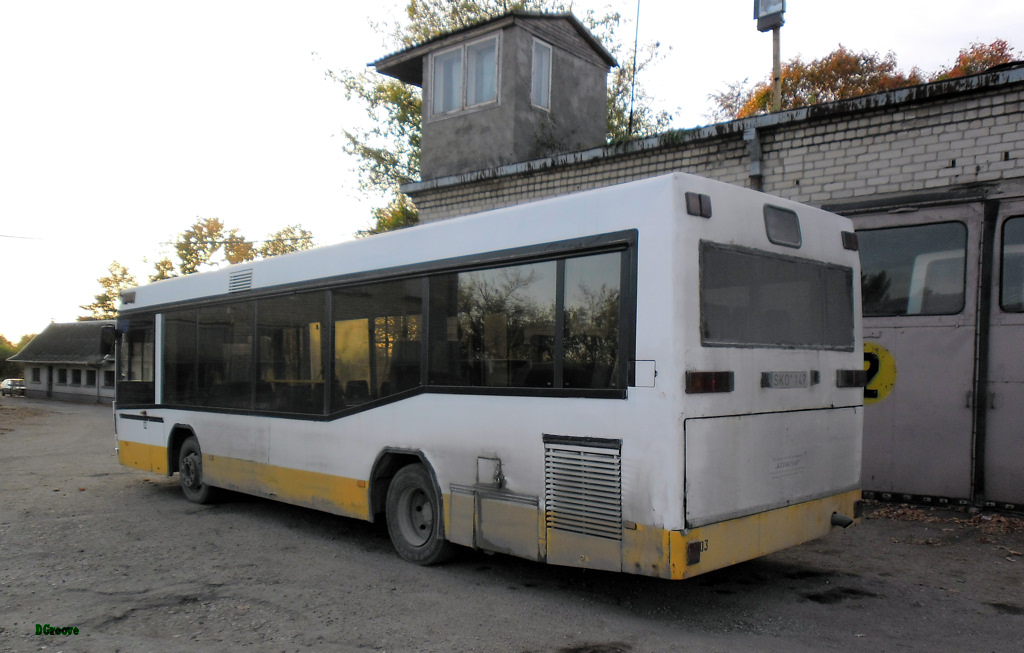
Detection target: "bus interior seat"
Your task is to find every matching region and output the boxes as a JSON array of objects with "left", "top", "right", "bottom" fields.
[{"left": 346, "top": 380, "right": 370, "bottom": 401}]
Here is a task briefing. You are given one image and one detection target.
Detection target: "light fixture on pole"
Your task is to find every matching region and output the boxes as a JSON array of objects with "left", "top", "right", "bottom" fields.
[{"left": 753, "top": 0, "right": 785, "bottom": 112}]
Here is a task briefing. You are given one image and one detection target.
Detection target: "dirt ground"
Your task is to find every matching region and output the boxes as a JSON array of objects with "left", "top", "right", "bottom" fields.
[{"left": 1, "top": 397, "right": 1022, "bottom": 652}]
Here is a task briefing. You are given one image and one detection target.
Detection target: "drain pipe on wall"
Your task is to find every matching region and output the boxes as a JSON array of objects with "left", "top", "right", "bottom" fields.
[{"left": 744, "top": 126, "right": 764, "bottom": 192}]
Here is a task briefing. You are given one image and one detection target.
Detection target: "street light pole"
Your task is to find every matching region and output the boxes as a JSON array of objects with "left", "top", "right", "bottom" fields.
[
  {"left": 772, "top": 25, "right": 782, "bottom": 112},
  {"left": 754, "top": 0, "right": 785, "bottom": 112}
]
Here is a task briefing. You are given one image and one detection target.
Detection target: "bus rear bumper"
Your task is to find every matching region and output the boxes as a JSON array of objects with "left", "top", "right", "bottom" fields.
[{"left": 662, "top": 489, "right": 863, "bottom": 579}]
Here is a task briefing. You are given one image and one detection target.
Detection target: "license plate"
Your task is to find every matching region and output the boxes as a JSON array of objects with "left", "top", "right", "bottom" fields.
[{"left": 761, "top": 371, "right": 809, "bottom": 389}]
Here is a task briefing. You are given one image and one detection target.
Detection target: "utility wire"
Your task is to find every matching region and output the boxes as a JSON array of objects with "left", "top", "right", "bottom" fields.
[
  {"left": 158, "top": 235, "right": 314, "bottom": 247},
  {"left": 626, "top": 0, "right": 641, "bottom": 138}
]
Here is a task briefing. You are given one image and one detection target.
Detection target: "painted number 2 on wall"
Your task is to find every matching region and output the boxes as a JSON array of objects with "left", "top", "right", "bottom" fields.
[{"left": 863, "top": 342, "right": 897, "bottom": 404}]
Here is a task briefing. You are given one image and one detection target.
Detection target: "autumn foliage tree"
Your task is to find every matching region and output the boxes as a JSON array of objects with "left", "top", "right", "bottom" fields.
[
  {"left": 159, "top": 218, "right": 315, "bottom": 278},
  {"left": 173, "top": 217, "right": 256, "bottom": 275},
  {"left": 259, "top": 225, "right": 316, "bottom": 258},
  {"left": 85, "top": 220, "right": 316, "bottom": 317},
  {"left": 932, "top": 39, "right": 1018, "bottom": 80},
  {"left": 710, "top": 39, "right": 1018, "bottom": 121},
  {"left": 148, "top": 257, "right": 176, "bottom": 283}
]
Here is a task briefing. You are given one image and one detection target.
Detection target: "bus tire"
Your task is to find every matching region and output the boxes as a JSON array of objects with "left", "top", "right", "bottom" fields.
[
  {"left": 178, "top": 436, "right": 217, "bottom": 504},
  {"left": 385, "top": 463, "right": 454, "bottom": 565}
]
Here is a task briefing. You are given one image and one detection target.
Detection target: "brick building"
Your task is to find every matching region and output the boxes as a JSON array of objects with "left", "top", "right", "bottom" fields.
[{"left": 404, "top": 64, "right": 1024, "bottom": 221}]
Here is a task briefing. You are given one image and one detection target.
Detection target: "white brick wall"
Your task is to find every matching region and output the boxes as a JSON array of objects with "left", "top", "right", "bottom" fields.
[{"left": 408, "top": 72, "right": 1024, "bottom": 221}]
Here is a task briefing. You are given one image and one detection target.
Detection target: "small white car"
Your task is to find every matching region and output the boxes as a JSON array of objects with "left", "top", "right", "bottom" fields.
[{"left": 1, "top": 378, "right": 25, "bottom": 397}]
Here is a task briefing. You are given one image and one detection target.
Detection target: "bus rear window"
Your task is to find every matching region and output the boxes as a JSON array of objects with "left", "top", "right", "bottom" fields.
[{"left": 700, "top": 242, "right": 854, "bottom": 351}]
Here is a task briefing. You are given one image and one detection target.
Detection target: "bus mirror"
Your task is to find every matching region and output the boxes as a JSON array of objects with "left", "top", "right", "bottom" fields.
[{"left": 100, "top": 324, "right": 116, "bottom": 356}]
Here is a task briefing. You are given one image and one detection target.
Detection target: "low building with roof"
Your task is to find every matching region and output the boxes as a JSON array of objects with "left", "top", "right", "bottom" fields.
[{"left": 8, "top": 321, "right": 117, "bottom": 404}]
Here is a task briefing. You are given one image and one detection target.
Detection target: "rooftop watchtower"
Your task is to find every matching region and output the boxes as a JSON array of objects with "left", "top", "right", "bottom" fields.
[{"left": 373, "top": 12, "right": 617, "bottom": 181}]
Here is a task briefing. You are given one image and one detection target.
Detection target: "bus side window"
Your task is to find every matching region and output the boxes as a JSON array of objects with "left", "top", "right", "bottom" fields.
[
  {"left": 257, "top": 292, "right": 326, "bottom": 415},
  {"left": 197, "top": 303, "right": 254, "bottom": 410},
  {"left": 332, "top": 279, "right": 423, "bottom": 412},
  {"left": 427, "top": 252, "right": 624, "bottom": 390},
  {"left": 563, "top": 252, "right": 622, "bottom": 389},
  {"left": 429, "top": 262, "right": 557, "bottom": 389}
]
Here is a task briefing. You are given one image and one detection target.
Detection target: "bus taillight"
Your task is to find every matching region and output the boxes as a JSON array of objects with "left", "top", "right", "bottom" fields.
[
  {"left": 685, "top": 371, "right": 735, "bottom": 394},
  {"left": 836, "top": 369, "right": 867, "bottom": 388}
]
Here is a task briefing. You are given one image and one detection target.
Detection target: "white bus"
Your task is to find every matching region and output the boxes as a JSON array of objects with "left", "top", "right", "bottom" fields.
[{"left": 114, "top": 172, "right": 864, "bottom": 579}]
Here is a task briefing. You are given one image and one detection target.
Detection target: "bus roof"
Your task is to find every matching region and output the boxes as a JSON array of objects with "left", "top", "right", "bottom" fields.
[{"left": 119, "top": 172, "right": 848, "bottom": 313}]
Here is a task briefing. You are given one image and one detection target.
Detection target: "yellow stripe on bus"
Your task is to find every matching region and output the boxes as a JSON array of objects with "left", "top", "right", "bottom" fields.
[
  {"left": 118, "top": 442, "right": 372, "bottom": 521},
  {"left": 204, "top": 454, "right": 372, "bottom": 521},
  {"left": 118, "top": 440, "right": 168, "bottom": 474},
  {"left": 669, "top": 489, "right": 862, "bottom": 579}
]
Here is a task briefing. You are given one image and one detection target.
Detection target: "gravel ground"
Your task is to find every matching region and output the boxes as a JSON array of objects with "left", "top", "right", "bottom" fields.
[{"left": 1, "top": 397, "right": 1022, "bottom": 652}]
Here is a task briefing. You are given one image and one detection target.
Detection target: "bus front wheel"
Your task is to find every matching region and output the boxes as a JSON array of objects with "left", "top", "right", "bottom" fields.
[
  {"left": 178, "top": 436, "right": 217, "bottom": 504},
  {"left": 385, "top": 464, "right": 454, "bottom": 565}
]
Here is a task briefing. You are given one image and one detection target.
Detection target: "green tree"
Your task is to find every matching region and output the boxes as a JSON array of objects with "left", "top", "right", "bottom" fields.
[
  {"left": 259, "top": 225, "right": 316, "bottom": 257},
  {"left": 80, "top": 261, "right": 137, "bottom": 321},
  {"left": 330, "top": 0, "right": 671, "bottom": 235},
  {"left": 0, "top": 334, "right": 33, "bottom": 380},
  {"left": 606, "top": 40, "right": 673, "bottom": 142},
  {"left": 710, "top": 39, "right": 1018, "bottom": 121},
  {"left": 0, "top": 335, "right": 19, "bottom": 379},
  {"left": 356, "top": 193, "right": 419, "bottom": 237}
]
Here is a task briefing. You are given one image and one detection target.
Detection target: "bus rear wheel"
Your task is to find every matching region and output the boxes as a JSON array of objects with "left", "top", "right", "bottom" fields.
[
  {"left": 178, "top": 436, "right": 217, "bottom": 504},
  {"left": 385, "top": 463, "right": 454, "bottom": 565}
]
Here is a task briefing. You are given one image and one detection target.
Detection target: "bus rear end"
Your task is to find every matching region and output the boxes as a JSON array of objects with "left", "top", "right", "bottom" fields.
[{"left": 671, "top": 179, "right": 864, "bottom": 577}]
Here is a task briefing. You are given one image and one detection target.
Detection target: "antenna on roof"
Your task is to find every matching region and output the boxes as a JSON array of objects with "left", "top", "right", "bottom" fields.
[{"left": 627, "top": 0, "right": 641, "bottom": 137}]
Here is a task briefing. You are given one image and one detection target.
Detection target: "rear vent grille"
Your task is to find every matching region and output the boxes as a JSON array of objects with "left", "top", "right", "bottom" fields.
[
  {"left": 544, "top": 436, "right": 622, "bottom": 541},
  {"left": 228, "top": 269, "right": 253, "bottom": 293}
]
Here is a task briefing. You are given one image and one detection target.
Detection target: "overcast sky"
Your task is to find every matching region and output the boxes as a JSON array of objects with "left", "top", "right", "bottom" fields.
[{"left": 2, "top": 0, "right": 1021, "bottom": 342}]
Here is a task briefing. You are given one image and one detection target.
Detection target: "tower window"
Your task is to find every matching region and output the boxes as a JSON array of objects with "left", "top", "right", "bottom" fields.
[
  {"left": 431, "top": 34, "right": 499, "bottom": 116},
  {"left": 531, "top": 40, "right": 552, "bottom": 110}
]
